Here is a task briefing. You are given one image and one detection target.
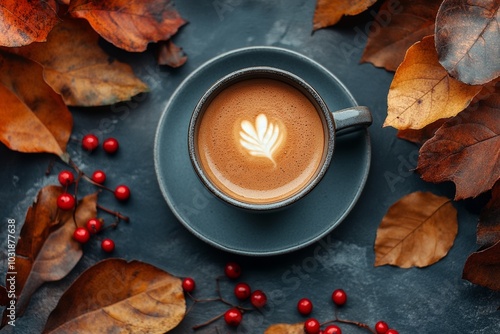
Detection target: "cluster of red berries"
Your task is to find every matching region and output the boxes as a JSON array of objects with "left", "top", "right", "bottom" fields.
[
  {"left": 299, "top": 290, "right": 398, "bottom": 334},
  {"left": 55, "top": 135, "right": 130, "bottom": 253},
  {"left": 182, "top": 262, "right": 268, "bottom": 329}
]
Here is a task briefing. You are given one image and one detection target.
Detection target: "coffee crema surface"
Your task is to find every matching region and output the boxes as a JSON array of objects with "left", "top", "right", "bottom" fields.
[{"left": 196, "top": 78, "right": 326, "bottom": 204}]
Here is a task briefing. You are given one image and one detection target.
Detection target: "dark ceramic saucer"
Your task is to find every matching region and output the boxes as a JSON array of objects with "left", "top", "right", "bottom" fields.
[{"left": 154, "top": 46, "right": 371, "bottom": 256}]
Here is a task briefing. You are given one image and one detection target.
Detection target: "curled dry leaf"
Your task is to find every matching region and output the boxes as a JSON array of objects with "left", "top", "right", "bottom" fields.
[
  {"left": 361, "top": 0, "right": 440, "bottom": 71},
  {"left": 0, "top": 50, "right": 72, "bottom": 157},
  {"left": 435, "top": 0, "right": 500, "bottom": 85},
  {"left": 462, "top": 240, "right": 500, "bottom": 291},
  {"left": 157, "top": 40, "right": 188, "bottom": 68},
  {"left": 313, "top": 0, "right": 377, "bottom": 30},
  {"left": 264, "top": 322, "right": 305, "bottom": 334},
  {"left": 374, "top": 191, "right": 457, "bottom": 268},
  {"left": 10, "top": 18, "right": 148, "bottom": 107},
  {"left": 43, "top": 259, "right": 186, "bottom": 334},
  {"left": 69, "top": 0, "right": 187, "bottom": 52},
  {"left": 416, "top": 84, "right": 500, "bottom": 200},
  {"left": 1, "top": 186, "right": 97, "bottom": 328},
  {"left": 0, "top": 0, "right": 60, "bottom": 47},
  {"left": 384, "top": 35, "right": 482, "bottom": 130},
  {"left": 477, "top": 181, "right": 500, "bottom": 248}
]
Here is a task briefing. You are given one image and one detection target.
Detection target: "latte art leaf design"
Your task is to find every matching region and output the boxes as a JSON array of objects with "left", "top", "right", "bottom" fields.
[{"left": 239, "top": 113, "right": 283, "bottom": 165}]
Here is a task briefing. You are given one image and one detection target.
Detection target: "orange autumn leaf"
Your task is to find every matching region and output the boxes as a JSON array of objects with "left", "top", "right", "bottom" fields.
[
  {"left": 43, "top": 259, "right": 186, "bottom": 334},
  {"left": 384, "top": 36, "right": 482, "bottom": 130},
  {"left": 10, "top": 18, "right": 148, "bottom": 107},
  {"left": 0, "top": 0, "right": 60, "bottom": 47},
  {"left": 265, "top": 323, "right": 305, "bottom": 334},
  {"left": 157, "top": 40, "right": 187, "bottom": 68},
  {"left": 69, "top": 0, "right": 187, "bottom": 52},
  {"left": 0, "top": 50, "right": 71, "bottom": 157},
  {"left": 313, "top": 0, "right": 376, "bottom": 30},
  {"left": 374, "top": 191, "right": 457, "bottom": 268},
  {"left": 361, "top": 0, "right": 440, "bottom": 71},
  {"left": 397, "top": 118, "right": 448, "bottom": 145}
]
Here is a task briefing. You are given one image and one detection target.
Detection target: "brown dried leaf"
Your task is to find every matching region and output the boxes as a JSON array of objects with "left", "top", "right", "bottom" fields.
[
  {"left": 264, "top": 322, "right": 305, "bottom": 334},
  {"left": 374, "top": 191, "right": 457, "bottom": 268},
  {"left": 361, "top": 0, "right": 440, "bottom": 71},
  {"left": 477, "top": 181, "right": 500, "bottom": 248},
  {"left": 0, "top": 50, "right": 72, "bottom": 157},
  {"left": 43, "top": 259, "right": 186, "bottom": 334},
  {"left": 69, "top": 0, "right": 186, "bottom": 52},
  {"left": 462, "top": 240, "right": 500, "bottom": 291},
  {"left": 313, "top": 0, "right": 377, "bottom": 30},
  {"left": 1, "top": 186, "right": 97, "bottom": 327},
  {"left": 157, "top": 40, "right": 187, "bottom": 68},
  {"left": 416, "top": 84, "right": 500, "bottom": 200},
  {"left": 10, "top": 19, "right": 148, "bottom": 107},
  {"left": 397, "top": 118, "right": 448, "bottom": 145},
  {"left": 435, "top": 0, "right": 500, "bottom": 85},
  {"left": 0, "top": 0, "right": 60, "bottom": 47},
  {"left": 384, "top": 35, "right": 482, "bottom": 130}
]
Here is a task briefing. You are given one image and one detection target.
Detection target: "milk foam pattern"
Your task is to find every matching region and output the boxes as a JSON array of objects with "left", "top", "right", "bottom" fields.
[{"left": 239, "top": 113, "right": 283, "bottom": 166}]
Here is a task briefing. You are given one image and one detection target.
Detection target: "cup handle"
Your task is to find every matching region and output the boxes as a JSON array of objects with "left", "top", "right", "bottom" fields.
[{"left": 331, "top": 106, "right": 372, "bottom": 136}]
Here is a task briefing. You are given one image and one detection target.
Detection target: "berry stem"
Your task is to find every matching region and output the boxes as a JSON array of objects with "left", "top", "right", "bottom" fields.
[
  {"left": 321, "top": 309, "right": 376, "bottom": 334},
  {"left": 96, "top": 203, "right": 130, "bottom": 223},
  {"left": 192, "top": 311, "right": 225, "bottom": 330}
]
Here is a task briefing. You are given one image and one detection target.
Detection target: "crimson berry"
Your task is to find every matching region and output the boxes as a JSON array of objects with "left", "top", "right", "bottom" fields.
[
  {"left": 386, "top": 330, "right": 399, "bottom": 334},
  {"left": 91, "top": 170, "right": 106, "bottom": 184},
  {"left": 224, "top": 308, "right": 242, "bottom": 327},
  {"left": 250, "top": 290, "right": 267, "bottom": 308},
  {"left": 73, "top": 227, "right": 90, "bottom": 244},
  {"left": 86, "top": 218, "right": 103, "bottom": 234},
  {"left": 234, "top": 282, "right": 251, "bottom": 300},
  {"left": 324, "top": 325, "right": 342, "bottom": 334},
  {"left": 224, "top": 262, "right": 241, "bottom": 279},
  {"left": 332, "top": 289, "right": 347, "bottom": 306},
  {"left": 182, "top": 277, "right": 196, "bottom": 293},
  {"left": 57, "top": 193, "right": 75, "bottom": 210},
  {"left": 304, "top": 318, "right": 320, "bottom": 334},
  {"left": 101, "top": 238, "right": 115, "bottom": 252},
  {"left": 114, "top": 185, "right": 130, "bottom": 201},
  {"left": 297, "top": 298, "right": 313, "bottom": 315},
  {"left": 375, "top": 321, "right": 389, "bottom": 334},
  {"left": 103, "top": 137, "right": 119, "bottom": 154},
  {"left": 58, "top": 170, "right": 74, "bottom": 186},
  {"left": 82, "top": 134, "right": 99, "bottom": 151}
]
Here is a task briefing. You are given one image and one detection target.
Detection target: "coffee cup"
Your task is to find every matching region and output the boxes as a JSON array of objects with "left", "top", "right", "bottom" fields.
[{"left": 188, "top": 67, "right": 372, "bottom": 211}]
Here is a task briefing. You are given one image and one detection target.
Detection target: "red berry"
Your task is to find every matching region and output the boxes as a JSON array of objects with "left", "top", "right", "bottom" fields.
[
  {"left": 114, "top": 185, "right": 130, "bottom": 201},
  {"left": 57, "top": 193, "right": 75, "bottom": 210},
  {"left": 73, "top": 227, "right": 90, "bottom": 244},
  {"left": 324, "top": 325, "right": 342, "bottom": 334},
  {"left": 234, "top": 282, "right": 251, "bottom": 300},
  {"left": 250, "top": 290, "right": 267, "bottom": 308},
  {"left": 375, "top": 321, "right": 389, "bottom": 334},
  {"left": 101, "top": 238, "right": 115, "bottom": 252},
  {"left": 103, "top": 137, "right": 119, "bottom": 154},
  {"left": 332, "top": 289, "right": 347, "bottom": 306},
  {"left": 224, "top": 308, "right": 242, "bottom": 327},
  {"left": 58, "top": 170, "right": 74, "bottom": 186},
  {"left": 82, "top": 134, "right": 99, "bottom": 151},
  {"left": 304, "top": 318, "right": 320, "bottom": 334},
  {"left": 224, "top": 262, "right": 241, "bottom": 279},
  {"left": 91, "top": 170, "right": 106, "bottom": 184},
  {"left": 182, "top": 277, "right": 196, "bottom": 293},
  {"left": 386, "top": 330, "right": 398, "bottom": 334},
  {"left": 297, "top": 298, "right": 313, "bottom": 315},
  {"left": 86, "top": 218, "right": 103, "bottom": 234}
]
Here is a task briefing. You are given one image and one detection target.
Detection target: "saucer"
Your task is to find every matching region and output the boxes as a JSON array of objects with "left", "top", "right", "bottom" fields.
[{"left": 154, "top": 46, "right": 371, "bottom": 256}]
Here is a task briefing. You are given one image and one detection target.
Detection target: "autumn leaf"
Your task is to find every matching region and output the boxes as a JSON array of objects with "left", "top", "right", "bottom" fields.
[
  {"left": 0, "top": 0, "right": 60, "bottom": 47},
  {"left": 68, "top": 0, "right": 187, "bottom": 52},
  {"left": 416, "top": 84, "right": 500, "bottom": 200},
  {"left": 397, "top": 118, "right": 448, "bottom": 145},
  {"left": 435, "top": 0, "right": 500, "bottom": 85},
  {"left": 10, "top": 18, "right": 148, "bottom": 107},
  {"left": 384, "top": 35, "right": 482, "bottom": 130},
  {"left": 43, "top": 259, "right": 185, "bottom": 334},
  {"left": 361, "top": 0, "right": 440, "bottom": 71},
  {"left": 0, "top": 50, "right": 72, "bottom": 157},
  {"left": 462, "top": 240, "right": 500, "bottom": 291},
  {"left": 264, "top": 322, "right": 305, "bottom": 334},
  {"left": 0, "top": 186, "right": 97, "bottom": 328},
  {"left": 374, "top": 191, "right": 457, "bottom": 268},
  {"left": 157, "top": 40, "right": 187, "bottom": 68},
  {"left": 313, "top": 0, "right": 376, "bottom": 30},
  {"left": 477, "top": 182, "right": 500, "bottom": 247}
]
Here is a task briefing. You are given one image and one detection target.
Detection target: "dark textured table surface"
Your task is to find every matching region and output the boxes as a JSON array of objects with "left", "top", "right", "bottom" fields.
[{"left": 1, "top": 1, "right": 499, "bottom": 333}]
